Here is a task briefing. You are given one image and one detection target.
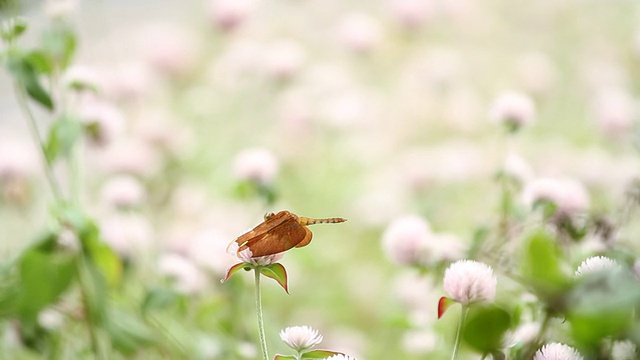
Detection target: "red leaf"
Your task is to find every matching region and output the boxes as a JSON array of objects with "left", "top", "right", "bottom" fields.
[
  {"left": 260, "top": 263, "right": 289, "bottom": 293},
  {"left": 221, "top": 262, "right": 247, "bottom": 283},
  {"left": 438, "top": 296, "right": 456, "bottom": 319}
]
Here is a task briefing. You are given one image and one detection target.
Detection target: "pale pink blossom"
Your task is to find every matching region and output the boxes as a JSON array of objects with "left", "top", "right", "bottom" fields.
[
  {"left": 232, "top": 148, "right": 279, "bottom": 184},
  {"left": 534, "top": 342, "right": 583, "bottom": 360},
  {"left": 158, "top": 253, "right": 207, "bottom": 294},
  {"left": 188, "top": 227, "right": 237, "bottom": 275},
  {"left": 594, "top": 88, "right": 635, "bottom": 137},
  {"left": 522, "top": 177, "right": 590, "bottom": 214},
  {"left": 0, "top": 138, "right": 39, "bottom": 180},
  {"left": 140, "top": 24, "right": 197, "bottom": 76},
  {"left": 382, "top": 215, "right": 431, "bottom": 265},
  {"left": 78, "top": 98, "right": 126, "bottom": 147},
  {"left": 100, "top": 174, "right": 146, "bottom": 209},
  {"left": 100, "top": 138, "right": 162, "bottom": 178},
  {"left": 489, "top": 91, "right": 536, "bottom": 129},
  {"left": 227, "top": 242, "right": 284, "bottom": 266},
  {"left": 388, "top": 0, "right": 436, "bottom": 29},
  {"left": 262, "top": 40, "right": 305, "bottom": 80},
  {"left": 101, "top": 214, "right": 153, "bottom": 257},
  {"left": 337, "top": 13, "right": 382, "bottom": 53},
  {"left": 505, "top": 322, "right": 540, "bottom": 347},
  {"left": 102, "top": 62, "right": 154, "bottom": 101},
  {"left": 207, "top": 0, "right": 255, "bottom": 32},
  {"left": 575, "top": 256, "right": 620, "bottom": 277},
  {"left": 443, "top": 260, "right": 497, "bottom": 305},
  {"left": 279, "top": 325, "right": 323, "bottom": 352}
]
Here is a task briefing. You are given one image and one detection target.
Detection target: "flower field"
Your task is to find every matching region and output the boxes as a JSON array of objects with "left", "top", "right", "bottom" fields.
[{"left": 1, "top": 0, "right": 640, "bottom": 359}]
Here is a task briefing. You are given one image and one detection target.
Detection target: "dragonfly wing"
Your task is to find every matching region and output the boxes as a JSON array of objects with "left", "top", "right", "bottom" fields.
[
  {"left": 241, "top": 219, "right": 307, "bottom": 257},
  {"left": 294, "top": 226, "right": 313, "bottom": 248}
]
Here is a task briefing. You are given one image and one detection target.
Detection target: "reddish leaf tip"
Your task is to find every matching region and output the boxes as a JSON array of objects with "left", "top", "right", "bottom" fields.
[{"left": 438, "top": 296, "right": 456, "bottom": 319}]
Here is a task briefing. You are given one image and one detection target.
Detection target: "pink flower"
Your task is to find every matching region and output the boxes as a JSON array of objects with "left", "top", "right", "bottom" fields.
[
  {"left": 158, "top": 253, "right": 207, "bottom": 294},
  {"left": 232, "top": 148, "right": 279, "bottom": 184},
  {"left": 337, "top": 13, "right": 382, "bottom": 53},
  {"left": 207, "top": 0, "right": 254, "bottom": 32},
  {"left": 140, "top": 24, "right": 197, "bottom": 77},
  {"left": 443, "top": 260, "right": 497, "bottom": 305},
  {"left": 382, "top": 215, "right": 431, "bottom": 265},
  {"left": 489, "top": 91, "right": 536, "bottom": 129},
  {"left": 100, "top": 174, "right": 146, "bottom": 209},
  {"left": 593, "top": 88, "right": 635, "bottom": 138},
  {"left": 77, "top": 98, "right": 126, "bottom": 147},
  {"left": 522, "top": 177, "right": 590, "bottom": 214},
  {"left": 388, "top": 0, "right": 436, "bottom": 29},
  {"left": 279, "top": 325, "right": 323, "bottom": 352},
  {"left": 262, "top": 40, "right": 306, "bottom": 81},
  {"left": 534, "top": 343, "right": 583, "bottom": 360},
  {"left": 227, "top": 242, "right": 284, "bottom": 266}
]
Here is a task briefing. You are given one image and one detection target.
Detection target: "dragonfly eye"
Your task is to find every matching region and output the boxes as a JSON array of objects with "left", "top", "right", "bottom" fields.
[{"left": 264, "top": 212, "right": 275, "bottom": 221}]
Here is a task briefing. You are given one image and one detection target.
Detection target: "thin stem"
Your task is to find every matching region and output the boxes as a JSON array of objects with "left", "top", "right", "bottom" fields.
[
  {"left": 254, "top": 268, "right": 269, "bottom": 360},
  {"left": 451, "top": 305, "right": 469, "bottom": 360},
  {"left": 14, "top": 84, "right": 64, "bottom": 202},
  {"left": 77, "top": 256, "right": 107, "bottom": 360}
]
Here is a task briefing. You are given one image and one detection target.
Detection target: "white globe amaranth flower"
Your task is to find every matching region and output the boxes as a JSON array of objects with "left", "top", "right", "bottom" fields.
[
  {"left": 228, "top": 242, "right": 284, "bottom": 266},
  {"left": 100, "top": 174, "right": 146, "bottom": 209},
  {"left": 489, "top": 91, "right": 536, "bottom": 129},
  {"left": 534, "top": 342, "right": 583, "bottom": 360},
  {"left": 279, "top": 325, "right": 323, "bottom": 352},
  {"left": 324, "top": 355, "right": 357, "bottom": 360},
  {"left": 443, "top": 260, "right": 497, "bottom": 305},
  {"left": 382, "top": 215, "right": 431, "bottom": 265},
  {"left": 233, "top": 147, "right": 279, "bottom": 185},
  {"left": 158, "top": 253, "right": 207, "bottom": 294},
  {"left": 337, "top": 12, "right": 382, "bottom": 53},
  {"left": 575, "top": 256, "right": 620, "bottom": 277}
]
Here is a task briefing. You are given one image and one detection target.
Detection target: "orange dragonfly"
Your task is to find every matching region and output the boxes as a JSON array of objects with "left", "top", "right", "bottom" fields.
[{"left": 227, "top": 210, "right": 346, "bottom": 257}]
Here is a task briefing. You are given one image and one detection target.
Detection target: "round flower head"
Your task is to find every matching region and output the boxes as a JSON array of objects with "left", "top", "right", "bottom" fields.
[
  {"left": 575, "top": 256, "right": 620, "bottom": 277},
  {"left": 382, "top": 215, "right": 431, "bottom": 265},
  {"left": 534, "top": 342, "right": 583, "bottom": 360},
  {"left": 279, "top": 326, "right": 323, "bottom": 352},
  {"left": 611, "top": 340, "right": 637, "bottom": 360},
  {"left": 324, "top": 355, "right": 357, "bottom": 360},
  {"left": 443, "top": 260, "right": 497, "bottom": 305},
  {"left": 489, "top": 91, "right": 535, "bottom": 130},
  {"left": 228, "top": 242, "right": 284, "bottom": 266},
  {"left": 232, "top": 147, "right": 279, "bottom": 185}
]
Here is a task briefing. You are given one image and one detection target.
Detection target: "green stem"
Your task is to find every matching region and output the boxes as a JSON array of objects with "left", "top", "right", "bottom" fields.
[
  {"left": 77, "top": 256, "right": 107, "bottom": 360},
  {"left": 14, "top": 84, "right": 65, "bottom": 202},
  {"left": 451, "top": 305, "right": 469, "bottom": 360},
  {"left": 255, "top": 268, "right": 269, "bottom": 360}
]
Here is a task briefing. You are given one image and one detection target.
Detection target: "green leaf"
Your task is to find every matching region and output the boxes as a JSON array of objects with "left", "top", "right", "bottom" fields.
[
  {"left": 221, "top": 262, "right": 249, "bottom": 283},
  {"left": 41, "top": 24, "right": 77, "bottom": 70},
  {"left": 44, "top": 116, "right": 82, "bottom": 162},
  {"left": 106, "top": 306, "right": 157, "bottom": 355},
  {"left": 568, "top": 270, "right": 640, "bottom": 345},
  {"left": 79, "top": 220, "right": 122, "bottom": 287},
  {"left": 520, "top": 230, "right": 570, "bottom": 304},
  {"left": 260, "top": 263, "right": 288, "bottom": 293},
  {"left": 462, "top": 306, "right": 511, "bottom": 353},
  {"left": 24, "top": 50, "right": 54, "bottom": 74},
  {"left": 0, "top": 17, "right": 27, "bottom": 41},
  {"left": 274, "top": 355, "right": 297, "bottom": 360},
  {"left": 17, "top": 241, "right": 77, "bottom": 320},
  {"left": 301, "top": 350, "right": 344, "bottom": 359},
  {"left": 6, "top": 52, "right": 54, "bottom": 110}
]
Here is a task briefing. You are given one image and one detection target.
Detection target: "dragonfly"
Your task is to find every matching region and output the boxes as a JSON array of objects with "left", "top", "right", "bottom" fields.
[{"left": 227, "top": 210, "right": 346, "bottom": 257}]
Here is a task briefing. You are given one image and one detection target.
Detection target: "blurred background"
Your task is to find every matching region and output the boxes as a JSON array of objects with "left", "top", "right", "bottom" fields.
[{"left": 1, "top": 0, "right": 640, "bottom": 359}]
